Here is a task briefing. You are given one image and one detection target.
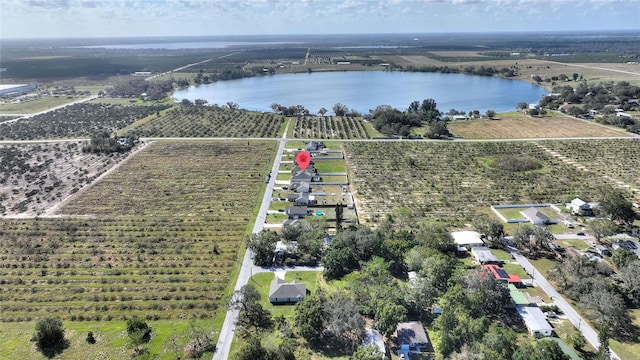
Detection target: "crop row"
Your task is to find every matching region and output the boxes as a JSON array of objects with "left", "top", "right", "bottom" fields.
[
  {"left": 0, "top": 141, "right": 275, "bottom": 321},
  {"left": 131, "top": 105, "right": 285, "bottom": 138},
  {"left": 344, "top": 141, "right": 617, "bottom": 224},
  {"left": 59, "top": 141, "right": 276, "bottom": 216},
  {"left": 0, "top": 142, "right": 127, "bottom": 216},
  {"left": 539, "top": 138, "right": 640, "bottom": 192},
  {"left": 0, "top": 215, "right": 243, "bottom": 321},
  {"left": 292, "top": 116, "right": 371, "bottom": 139},
  {"left": 0, "top": 103, "right": 170, "bottom": 140}
]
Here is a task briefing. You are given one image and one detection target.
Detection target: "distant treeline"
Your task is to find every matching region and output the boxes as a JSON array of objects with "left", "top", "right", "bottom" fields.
[
  {"left": 110, "top": 79, "right": 174, "bottom": 100},
  {"left": 405, "top": 65, "right": 517, "bottom": 77}
]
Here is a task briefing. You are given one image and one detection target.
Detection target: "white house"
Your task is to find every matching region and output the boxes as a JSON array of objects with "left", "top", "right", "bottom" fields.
[
  {"left": 451, "top": 231, "right": 485, "bottom": 248},
  {"left": 570, "top": 198, "right": 593, "bottom": 216},
  {"left": 516, "top": 306, "right": 553, "bottom": 337}
]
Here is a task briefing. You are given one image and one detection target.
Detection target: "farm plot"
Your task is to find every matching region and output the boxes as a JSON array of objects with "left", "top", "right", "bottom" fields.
[
  {"left": 0, "top": 216, "right": 243, "bottom": 323},
  {"left": 345, "top": 141, "right": 612, "bottom": 224},
  {"left": 539, "top": 138, "right": 640, "bottom": 192},
  {"left": 59, "top": 141, "right": 276, "bottom": 216},
  {"left": 447, "top": 112, "right": 630, "bottom": 139},
  {"left": 0, "top": 103, "right": 170, "bottom": 140},
  {"left": 131, "top": 105, "right": 285, "bottom": 138},
  {"left": 290, "top": 116, "right": 371, "bottom": 139},
  {"left": 0, "top": 141, "right": 276, "bottom": 323},
  {"left": 0, "top": 142, "right": 127, "bottom": 216}
]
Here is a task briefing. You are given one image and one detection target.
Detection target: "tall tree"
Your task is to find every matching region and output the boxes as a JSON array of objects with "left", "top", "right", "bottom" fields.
[
  {"left": 513, "top": 340, "right": 569, "bottom": 360},
  {"left": 246, "top": 230, "right": 279, "bottom": 266},
  {"left": 335, "top": 203, "right": 344, "bottom": 232},
  {"left": 596, "top": 185, "right": 635, "bottom": 225},
  {"left": 294, "top": 291, "right": 325, "bottom": 343},
  {"left": 351, "top": 345, "right": 383, "bottom": 360},
  {"left": 596, "top": 325, "right": 611, "bottom": 360},
  {"left": 579, "top": 282, "right": 630, "bottom": 332},
  {"left": 333, "top": 103, "right": 348, "bottom": 116},
  {"left": 374, "top": 301, "right": 406, "bottom": 337},
  {"left": 33, "top": 317, "right": 69, "bottom": 357},
  {"left": 324, "top": 292, "right": 365, "bottom": 351},
  {"left": 474, "top": 215, "right": 505, "bottom": 247},
  {"left": 587, "top": 218, "right": 619, "bottom": 242}
]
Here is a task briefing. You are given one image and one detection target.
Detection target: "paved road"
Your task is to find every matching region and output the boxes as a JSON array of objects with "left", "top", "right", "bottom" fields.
[
  {"left": 507, "top": 247, "right": 620, "bottom": 359},
  {"left": 213, "top": 121, "right": 290, "bottom": 360}
]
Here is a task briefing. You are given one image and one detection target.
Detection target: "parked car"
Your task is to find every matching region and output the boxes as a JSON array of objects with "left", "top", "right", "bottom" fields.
[
  {"left": 545, "top": 311, "right": 558, "bottom": 318},
  {"left": 577, "top": 232, "right": 585, "bottom": 236}
]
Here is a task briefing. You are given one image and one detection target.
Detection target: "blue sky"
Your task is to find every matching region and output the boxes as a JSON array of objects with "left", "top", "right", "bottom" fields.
[{"left": 2, "top": 0, "right": 639, "bottom": 38}]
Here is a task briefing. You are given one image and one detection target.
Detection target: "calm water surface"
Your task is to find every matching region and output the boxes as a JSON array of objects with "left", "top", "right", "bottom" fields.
[{"left": 173, "top": 71, "right": 548, "bottom": 114}]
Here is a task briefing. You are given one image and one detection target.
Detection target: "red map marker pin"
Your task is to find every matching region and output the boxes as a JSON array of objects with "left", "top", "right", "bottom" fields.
[{"left": 295, "top": 151, "right": 311, "bottom": 171}]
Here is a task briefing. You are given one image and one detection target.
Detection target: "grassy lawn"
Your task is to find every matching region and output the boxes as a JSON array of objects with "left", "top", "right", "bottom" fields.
[
  {"left": 503, "top": 263, "right": 529, "bottom": 279},
  {"left": 520, "top": 287, "right": 552, "bottom": 303},
  {"left": 313, "top": 159, "right": 347, "bottom": 173},
  {"left": 491, "top": 249, "right": 515, "bottom": 262},
  {"left": 270, "top": 200, "right": 288, "bottom": 211},
  {"left": 0, "top": 95, "right": 82, "bottom": 113},
  {"left": 529, "top": 257, "right": 558, "bottom": 278},
  {"left": 551, "top": 319, "right": 596, "bottom": 356},
  {"left": 0, "top": 319, "right": 217, "bottom": 360},
  {"left": 266, "top": 213, "right": 288, "bottom": 224},
  {"left": 559, "top": 239, "right": 591, "bottom": 251},
  {"left": 610, "top": 309, "right": 640, "bottom": 360}
]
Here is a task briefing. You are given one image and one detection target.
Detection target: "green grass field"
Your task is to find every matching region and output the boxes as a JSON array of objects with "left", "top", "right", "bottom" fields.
[{"left": 0, "top": 96, "right": 83, "bottom": 114}]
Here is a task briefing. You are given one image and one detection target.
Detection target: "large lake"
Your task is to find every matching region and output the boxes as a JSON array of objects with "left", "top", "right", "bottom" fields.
[{"left": 173, "top": 71, "right": 548, "bottom": 114}]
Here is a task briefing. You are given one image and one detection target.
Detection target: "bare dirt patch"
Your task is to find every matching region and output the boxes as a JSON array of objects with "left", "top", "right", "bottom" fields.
[
  {"left": 0, "top": 141, "right": 127, "bottom": 217},
  {"left": 448, "top": 112, "right": 631, "bottom": 139}
]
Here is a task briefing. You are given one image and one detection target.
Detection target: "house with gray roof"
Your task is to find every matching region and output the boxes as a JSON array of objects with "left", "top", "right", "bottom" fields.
[
  {"left": 285, "top": 206, "right": 309, "bottom": 219},
  {"left": 269, "top": 278, "right": 306, "bottom": 304},
  {"left": 521, "top": 207, "right": 557, "bottom": 226},
  {"left": 396, "top": 321, "right": 432, "bottom": 358}
]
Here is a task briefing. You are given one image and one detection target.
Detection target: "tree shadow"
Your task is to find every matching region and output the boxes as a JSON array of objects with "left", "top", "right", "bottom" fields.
[{"left": 38, "top": 338, "right": 70, "bottom": 358}]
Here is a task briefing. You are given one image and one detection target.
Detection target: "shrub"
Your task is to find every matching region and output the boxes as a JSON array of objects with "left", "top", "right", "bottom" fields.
[
  {"left": 86, "top": 331, "right": 96, "bottom": 344},
  {"left": 126, "top": 317, "right": 151, "bottom": 345},
  {"left": 32, "top": 317, "right": 69, "bottom": 357},
  {"left": 184, "top": 331, "right": 215, "bottom": 358}
]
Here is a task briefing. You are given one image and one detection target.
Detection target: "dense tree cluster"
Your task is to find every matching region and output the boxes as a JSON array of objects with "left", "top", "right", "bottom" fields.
[
  {"left": 405, "top": 64, "right": 517, "bottom": 77},
  {"left": 83, "top": 131, "right": 137, "bottom": 154},
  {"left": 109, "top": 78, "right": 174, "bottom": 100},
  {"left": 369, "top": 99, "right": 447, "bottom": 137},
  {"left": 548, "top": 255, "right": 634, "bottom": 336},
  {"left": 248, "top": 220, "right": 325, "bottom": 267},
  {"left": 541, "top": 81, "right": 640, "bottom": 133}
]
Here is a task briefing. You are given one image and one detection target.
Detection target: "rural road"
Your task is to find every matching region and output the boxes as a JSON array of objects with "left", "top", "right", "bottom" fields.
[
  {"left": 138, "top": 135, "right": 636, "bottom": 143},
  {"left": 507, "top": 248, "right": 620, "bottom": 359},
  {"left": 213, "top": 121, "right": 290, "bottom": 360}
]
